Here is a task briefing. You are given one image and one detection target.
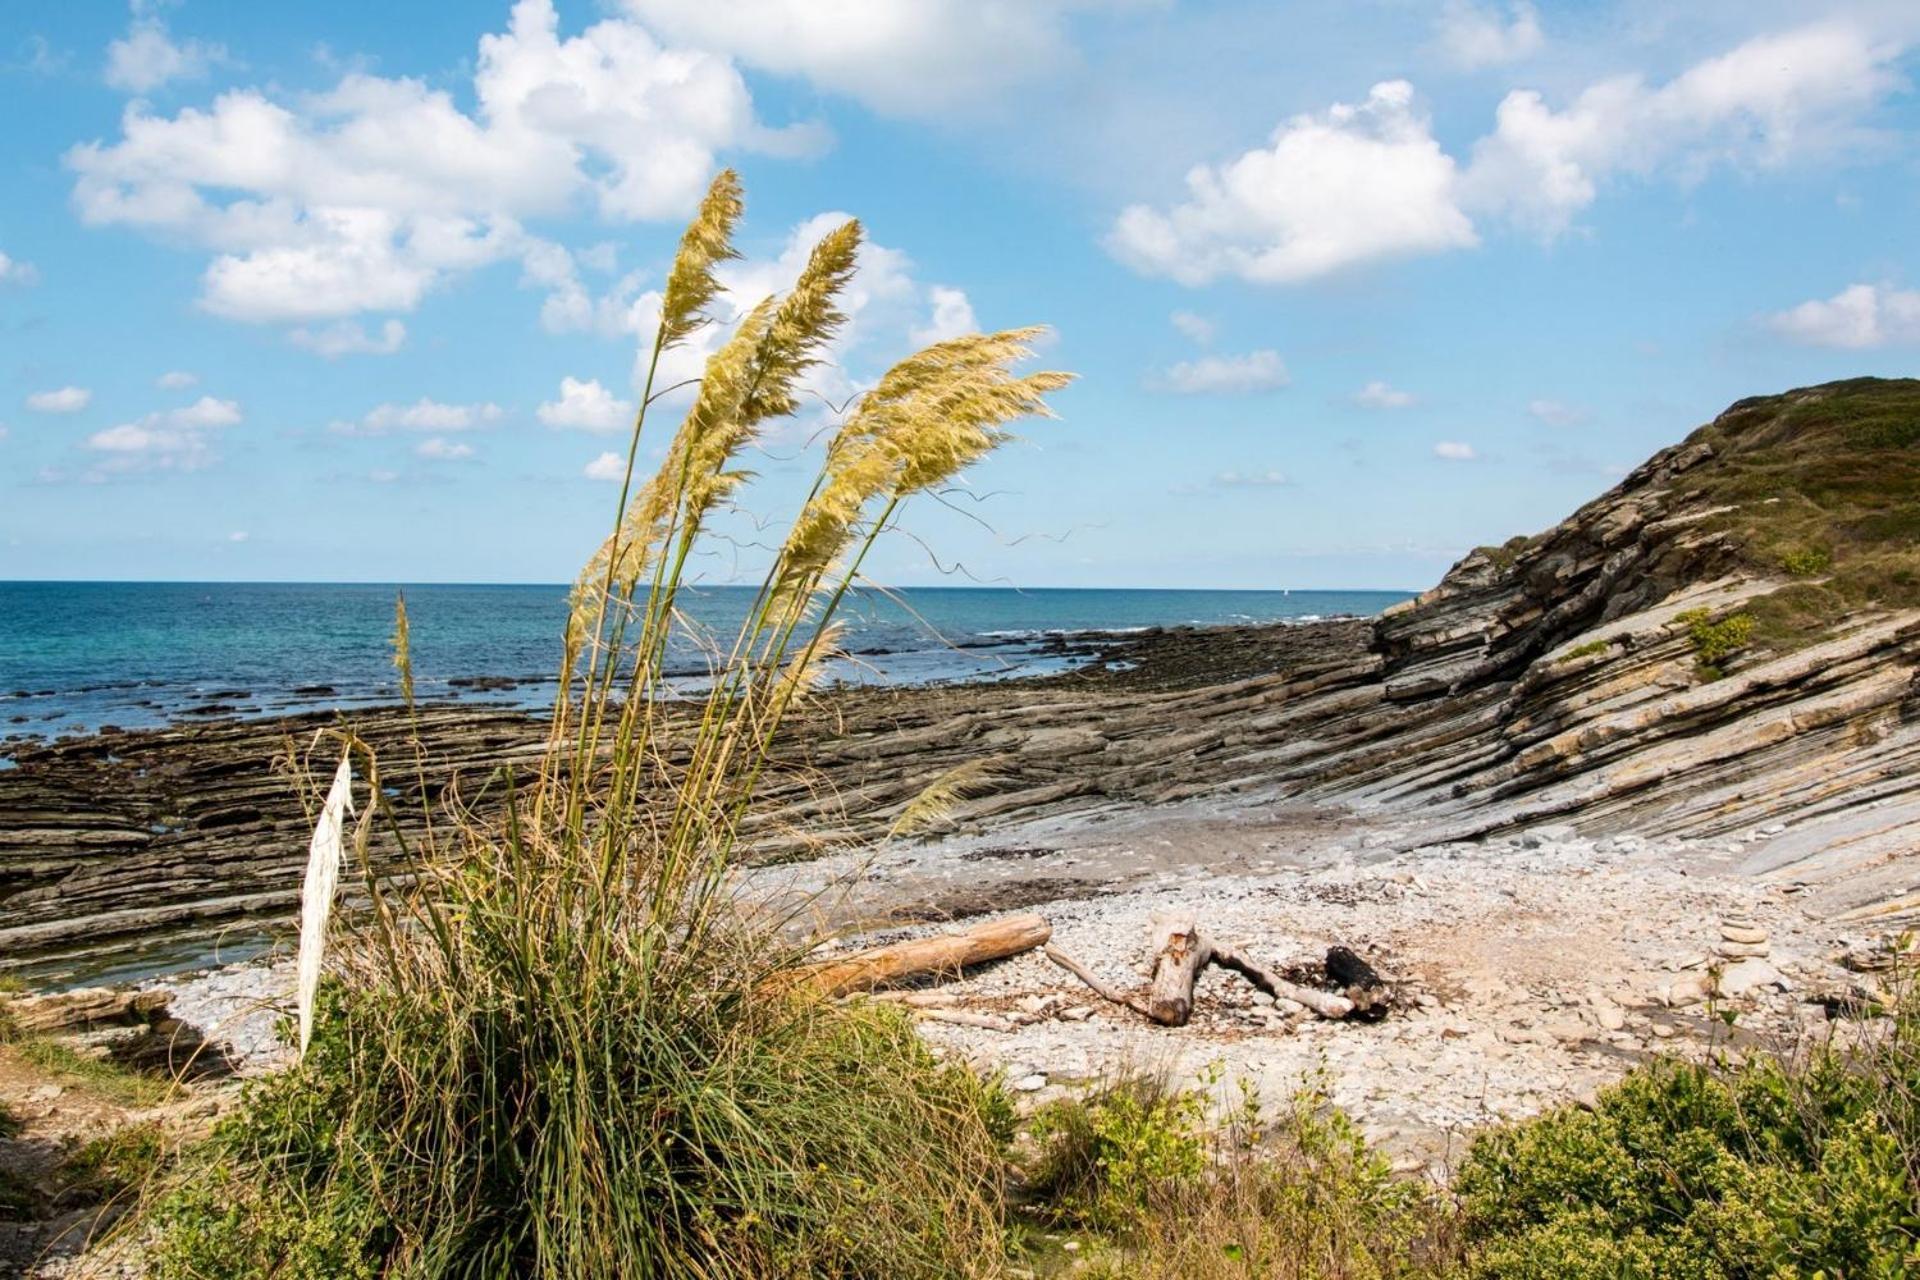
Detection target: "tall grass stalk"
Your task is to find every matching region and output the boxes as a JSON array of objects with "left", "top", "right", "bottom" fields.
[{"left": 149, "top": 170, "right": 1070, "bottom": 1280}]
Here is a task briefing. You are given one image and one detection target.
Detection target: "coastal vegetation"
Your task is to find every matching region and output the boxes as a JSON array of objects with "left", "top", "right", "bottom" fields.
[
  {"left": 1683, "top": 379, "right": 1920, "bottom": 653},
  {"left": 139, "top": 170, "right": 1069, "bottom": 1278}
]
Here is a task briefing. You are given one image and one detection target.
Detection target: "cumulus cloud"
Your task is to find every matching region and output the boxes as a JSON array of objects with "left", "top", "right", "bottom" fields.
[
  {"left": 582, "top": 450, "right": 626, "bottom": 481},
  {"left": 83, "top": 395, "right": 242, "bottom": 472},
  {"left": 620, "top": 0, "right": 1135, "bottom": 116},
  {"left": 1109, "top": 81, "right": 1476, "bottom": 286},
  {"left": 331, "top": 398, "right": 503, "bottom": 436},
  {"left": 1526, "top": 397, "right": 1589, "bottom": 426},
  {"left": 1433, "top": 440, "right": 1478, "bottom": 461},
  {"left": 538, "top": 376, "right": 634, "bottom": 431},
  {"left": 415, "top": 437, "right": 475, "bottom": 461},
  {"left": 66, "top": 0, "right": 822, "bottom": 330},
  {"left": 1461, "top": 22, "right": 1904, "bottom": 237},
  {"left": 1353, "top": 380, "right": 1416, "bottom": 409},
  {"left": 156, "top": 370, "right": 198, "bottom": 389},
  {"left": 1169, "top": 310, "right": 1215, "bottom": 344},
  {"left": 26, "top": 386, "right": 93, "bottom": 413},
  {"left": 105, "top": 5, "right": 230, "bottom": 93},
  {"left": 1767, "top": 282, "right": 1920, "bottom": 349},
  {"left": 551, "top": 211, "right": 969, "bottom": 417},
  {"left": 1111, "top": 22, "right": 1906, "bottom": 284},
  {"left": 0, "top": 251, "right": 38, "bottom": 287},
  {"left": 1435, "top": 0, "right": 1543, "bottom": 70},
  {"left": 289, "top": 318, "right": 407, "bottom": 358},
  {"left": 910, "top": 285, "right": 977, "bottom": 346},
  {"left": 1150, "top": 349, "right": 1289, "bottom": 394}
]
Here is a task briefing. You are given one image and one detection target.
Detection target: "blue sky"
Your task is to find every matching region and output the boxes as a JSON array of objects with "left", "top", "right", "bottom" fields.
[{"left": 1, "top": 0, "right": 1916, "bottom": 589}]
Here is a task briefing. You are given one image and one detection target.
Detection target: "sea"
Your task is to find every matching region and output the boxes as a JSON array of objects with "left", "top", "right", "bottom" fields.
[{"left": 0, "top": 582, "right": 1414, "bottom": 744}]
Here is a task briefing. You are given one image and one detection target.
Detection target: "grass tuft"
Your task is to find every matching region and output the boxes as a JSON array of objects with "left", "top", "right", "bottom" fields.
[{"left": 143, "top": 169, "right": 1070, "bottom": 1280}]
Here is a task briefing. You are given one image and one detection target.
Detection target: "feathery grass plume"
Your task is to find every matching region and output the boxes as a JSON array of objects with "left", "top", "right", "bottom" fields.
[
  {"left": 391, "top": 591, "right": 414, "bottom": 711},
  {"left": 889, "top": 755, "right": 1008, "bottom": 838},
  {"left": 294, "top": 753, "right": 353, "bottom": 1058},
  {"left": 148, "top": 174, "right": 1069, "bottom": 1280},
  {"left": 742, "top": 219, "right": 860, "bottom": 423},
  {"left": 658, "top": 169, "right": 743, "bottom": 346}
]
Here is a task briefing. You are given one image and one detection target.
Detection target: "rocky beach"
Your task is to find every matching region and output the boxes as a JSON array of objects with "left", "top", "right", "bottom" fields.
[{"left": 5, "top": 377, "right": 1920, "bottom": 1273}]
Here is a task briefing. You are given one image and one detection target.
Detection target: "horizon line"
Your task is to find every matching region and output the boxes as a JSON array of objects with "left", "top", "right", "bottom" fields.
[{"left": 0, "top": 578, "right": 1427, "bottom": 594}]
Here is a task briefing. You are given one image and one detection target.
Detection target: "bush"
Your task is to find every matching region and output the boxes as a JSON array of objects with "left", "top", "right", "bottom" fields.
[
  {"left": 1675, "top": 608, "right": 1755, "bottom": 678},
  {"left": 1455, "top": 1042, "right": 1920, "bottom": 1279},
  {"left": 1023, "top": 1073, "right": 1446, "bottom": 1279},
  {"left": 1779, "top": 546, "right": 1832, "bottom": 577},
  {"left": 143, "top": 170, "right": 1070, "bottom": 1280}
]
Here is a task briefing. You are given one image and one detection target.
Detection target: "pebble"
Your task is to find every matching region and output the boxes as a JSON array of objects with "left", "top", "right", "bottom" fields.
[{"left": 1013, "top": 1073, "right": 1048, "bottom": 1093}]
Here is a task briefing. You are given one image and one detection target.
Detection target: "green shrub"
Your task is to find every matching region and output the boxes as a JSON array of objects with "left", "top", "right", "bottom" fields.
[
  {"left": 1779, "top": 546, "right": 1832, "bottom": 577},
  {"left": 1026, "top": 1074, "right": 1209, "bottom": 1234},
  {"left": 1024, "top": 1074, "right": 1445, "bottom": 1279},
  {"left": 1675, "top": 608, "right": 1755, "bottom": 675},
  {"left": 1455, "top": 1051, "right": 1920, "bottom": 1279}
]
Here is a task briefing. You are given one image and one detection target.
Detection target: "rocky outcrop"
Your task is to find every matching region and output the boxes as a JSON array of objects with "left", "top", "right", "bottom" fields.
[{"left": 5, "top": 379, "right": 1919, "bottom": 977}]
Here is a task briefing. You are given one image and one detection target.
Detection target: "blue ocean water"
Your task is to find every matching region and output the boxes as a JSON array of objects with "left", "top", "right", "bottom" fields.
[{"left": 0, "top": 582, "right": 1412, "bottom": 740}]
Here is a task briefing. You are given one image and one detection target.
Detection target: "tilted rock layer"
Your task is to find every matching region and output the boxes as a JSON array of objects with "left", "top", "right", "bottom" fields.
[{"left": 3, "top": 378, "right": 1918, "bottom": 973}]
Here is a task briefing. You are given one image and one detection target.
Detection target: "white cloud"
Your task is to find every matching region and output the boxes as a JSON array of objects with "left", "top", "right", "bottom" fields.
[
  {"left": 539, "top": 376, "right": 634, "bottom": 431},
  {"left": 1214, "top": 469, "right": 1290, "bottom": 488},
  {"left": 1433, "top": 440, "right": 1478, "bottom": 461},
  {"left": 227, "top": 530, "right": 249, "bottom": 542},
  {"left": 1353, "top": 379, "right": 1416, "bottom": 409},
  {"left": 1109, "top": 81, "right": 1476, "bottom": 285},
  {"left": 415, "top": 437, "right": 475, "bottom": 461},
  {"left": 583, "top": 450, "right": 627, "bottom": 481},
  {"left": 0, "top": 251, "right": 38, "bottom": 287},
  {"left": 333, "top": 398, "right": 504, "bottom": 436},
  {"left": 83, "top": 395, "right": 243, "bottom": 472},
  {"left": 552, "top": 210, "right": 960, "bottom": 416},
  {"left": 1169, "top": 310, "right": 1215, "bottom": 345},
  {"left": 170, "top": 395, "right": 243, "bottom": 428},
  {"left": 1150, "top": 349, "right": 1289, "bottom": 394},
  {"left": 288, "top": 318, "right": 407, "bottom": 358},
  {"left": 1767, "top": 282, "right": 1920, "bottom": 349},
  {"left": 1462, "top": 22, "right": 1904, "bottom": 237},
  {"left": 156, "top": 370, "right": 198, "bottom": 389},
  {"left": 26, "top": 386, "right": 93, "bottom": 413},
  {"left": 105, "top": 9, "right": 229, "bottom": 93},
  {"left": 368, "top": 468, "right": 399, "bottom": 483},
  {"left": 66, "top": 0, "right": 821, "bottom": 329},
  {"left": 1526, "top": 397, "right": 1589, "bottom": 426},
  {"left": 910, "top": 285, "right": 977, "bottom": 346},
  {"left": 620, "top": 0, "right": 1134, "bottom": 116},
  {"left": 1112, "top": 22, "right": 1907, "bottom": 285},
  {"left": 1435, "top": 1, "right": 1543, "bottom": 70}
]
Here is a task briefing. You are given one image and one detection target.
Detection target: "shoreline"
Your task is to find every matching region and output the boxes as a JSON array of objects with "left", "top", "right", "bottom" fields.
[{"left": 0, "top": 619, "right": 1377, "bottom": 984}]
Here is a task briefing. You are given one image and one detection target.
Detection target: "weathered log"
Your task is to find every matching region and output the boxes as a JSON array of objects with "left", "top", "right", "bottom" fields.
[
  {"left": 1146, "top": 911, "right": 1212, "bottom": 1027},
  {"left": 1044, "top": 944, "right": 1153, "bottom": 1019},
  {"left": 1210, "top": 940, "right": 1355, "bottom": 1020},
  {"left": 795, "top": 912, "right": 1051, "bottom": 998}
]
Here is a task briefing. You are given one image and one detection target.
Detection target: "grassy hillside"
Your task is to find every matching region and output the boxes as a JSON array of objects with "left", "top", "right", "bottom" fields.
[{"left": 1684, "top": 377, "right": 1920, "bottom": 650}]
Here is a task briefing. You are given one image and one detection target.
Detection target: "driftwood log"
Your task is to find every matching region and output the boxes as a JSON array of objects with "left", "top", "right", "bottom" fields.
[
  {"left": 1049, "top": 913, "right": 1371, "bottom": 1026},
  {"left": 796, "top": 912, "right": 1052, "bottom": 998}
]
